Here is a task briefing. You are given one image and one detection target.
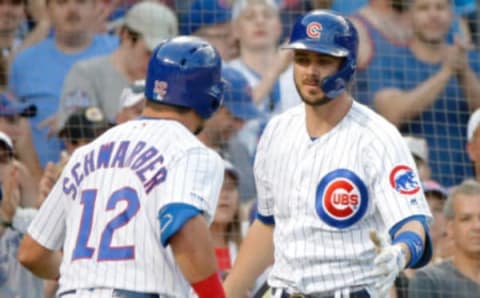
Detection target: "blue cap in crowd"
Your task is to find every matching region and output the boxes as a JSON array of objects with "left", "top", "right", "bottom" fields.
[
  {"left": 181, "top": 0, "right": 232, "bottom": 35},
  {"left": 0, "top": 92, "right": 36, "bottom": 117},
  {"left": 221, "top": 66, "right": 262, "bottom": 121}
]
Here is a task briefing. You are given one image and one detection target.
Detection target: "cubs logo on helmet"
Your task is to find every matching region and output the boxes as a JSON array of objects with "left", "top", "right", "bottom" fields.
[
  {"left": 306, "top": 22, "right": 322, "bottom": 39},
  {"left": 154, "top": 81, "right": 168, "bottom": 101},
  {"left": 283, "top": 10, "right": 358, "bottom": 99},
  {"left": 315, "top": 169, "right": 368, "bottom": 228},
  {"left": 389, "top": 165, "right": 421, "bottom": 195}
]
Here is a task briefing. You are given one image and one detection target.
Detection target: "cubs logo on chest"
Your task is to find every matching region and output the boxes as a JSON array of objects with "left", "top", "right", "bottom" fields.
[{"left": 315, "top": 169, "right": 368, "bottom": 228}]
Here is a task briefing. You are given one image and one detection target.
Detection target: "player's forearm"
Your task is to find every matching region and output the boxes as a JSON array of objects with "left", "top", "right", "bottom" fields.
[
  {"left": 17, "top": 234, "right": 62, "bottom": 279},
  {"left": 393, "top": 220, "right": 426, "bottom": 267},
  {"left": 170, "top": 215, "right": 219, "bottom": 283},
  {"left": 224, "top": 219, "right": 274, "bottom": 298}
]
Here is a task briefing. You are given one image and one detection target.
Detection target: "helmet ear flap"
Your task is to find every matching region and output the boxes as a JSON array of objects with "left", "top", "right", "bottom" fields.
[
  {"left": 205, "top": 80, "right": 225, "bottom": 116},
  {"left": 320, "top": 56, "right": 356, "bottom": 98}
]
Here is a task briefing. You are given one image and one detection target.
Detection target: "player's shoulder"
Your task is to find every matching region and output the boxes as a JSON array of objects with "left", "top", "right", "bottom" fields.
[
  {"left": 256, "top": 105, "right": 303, "bottom": 148},
  {"left": 267, "top": 104, "right": 303, "bottom": 128},
  {"left": 349, "top": 101, "right": 403, "bottom": 140},
  {"left": 119, "top": 119, "right": 216, "bottom": 156},
  {"left": 75, "top": 119, "right": 220, "bottom": 163}
]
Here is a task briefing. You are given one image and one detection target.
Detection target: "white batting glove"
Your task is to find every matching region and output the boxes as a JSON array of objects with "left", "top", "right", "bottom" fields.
[{"left": 369, "top": 230, "right": 407, "bottom": 298}]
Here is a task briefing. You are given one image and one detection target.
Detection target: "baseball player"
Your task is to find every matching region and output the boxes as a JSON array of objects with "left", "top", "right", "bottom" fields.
[
  {"left": 224, "top": 10, "right": 433, "bottom": 298},
  {"left": 17, "top": 36, "right": 227, "bottom": 298}
]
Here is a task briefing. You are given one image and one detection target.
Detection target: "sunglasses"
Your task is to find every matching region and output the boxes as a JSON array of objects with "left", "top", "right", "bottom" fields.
[{"left": 0, "top": 0, "right": 24, "bottom": 5}]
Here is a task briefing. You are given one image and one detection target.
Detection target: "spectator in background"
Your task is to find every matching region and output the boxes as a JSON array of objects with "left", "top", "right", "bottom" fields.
[
  {"left": 0, "top": 0, "right": 25, "bottom": 60},
  {"left": 8, "top": 0, "right": 118, "bottom": 168},
  {"left": 0, "top": 132, "right": 43, "bottom": 298},
  {"left": 467, "top": 108, "right": 480, "bottom": 181},
  {"left": 344, "top": 0, "right": 472, "bottom": 107},
  {"left": 57, "top": 106, "right": 110, "bottom": 155},
  {"left": 57, "top": 1, "right": 177, "bottom": 128},
  {"left": 210, "top": 160, "right": 243, "bottom": 280},
  {"left": 423, "top": 179, "right": 452, "bottom": 263},
  {"left": 198, "top": 66, "right": 262, "bottom": 202},
  {"left": 198, "top": 66, "right": 260, "bottom": 152},
  {"left": 229, "top": 0, "right": 301, "bottom": 159},
  {"left": 115, "top": 79, "right": 145, "bottom": 124},
  {"left": 404, "top": 135, "right": 431, "bottom": 181},
  {"left": 0, "top": 92, "right": 39, "bottom": 208},
  {"left": 348, "top": 0, "right": 411, "bottom": 106},
  {"left": 39, "top": 106, "right": 110, "bottom": 201},
  {"left": 408, "top": 179, "right": 480, "bottom": 298},
  {"left": 373, "top": 0, "right": 480, "bottom": 187},
  {"left": 231, "top": 0, "right": 299, "bottom": 114},
  {"left": 181, "top": 0, "right": 238, "bottom": 61}
]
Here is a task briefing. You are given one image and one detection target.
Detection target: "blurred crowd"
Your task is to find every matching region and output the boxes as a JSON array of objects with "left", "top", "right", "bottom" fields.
[{"left": 0, "top": 0, "right": 480, "bottom": 297}]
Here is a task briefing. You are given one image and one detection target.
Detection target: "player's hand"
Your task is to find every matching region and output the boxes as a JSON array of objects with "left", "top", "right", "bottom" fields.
[{"left": 369, "top": 230, "right": 406, "bottom": 298}]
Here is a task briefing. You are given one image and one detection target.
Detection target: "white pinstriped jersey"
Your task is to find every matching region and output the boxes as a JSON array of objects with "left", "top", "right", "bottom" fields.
[
  {"left": 27, "top": 119, "right": 225, "bottom": 297},
  {"left": 255, "top": 101, "right": 432, "bottom": 294}
]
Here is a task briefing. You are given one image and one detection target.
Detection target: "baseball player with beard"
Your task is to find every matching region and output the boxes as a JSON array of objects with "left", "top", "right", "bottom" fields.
[
  {"left": 224, "top": 11, "right": 433, "bottom": 298},
  {"left": 16, "top": 36, "right": 227, "bottom": 298}
]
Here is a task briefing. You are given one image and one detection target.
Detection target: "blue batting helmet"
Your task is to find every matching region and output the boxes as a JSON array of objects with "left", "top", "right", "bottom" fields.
[
  {"left": 284, "top": 10, "right": 358, "bottom": 99},
  {"left": 145, "top": 36, "right": 224, "bottom": 119}
]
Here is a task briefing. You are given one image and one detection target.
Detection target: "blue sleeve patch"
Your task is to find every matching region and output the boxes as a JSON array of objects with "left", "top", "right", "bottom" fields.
[
  {"left": 158, "top": 203, "right": 202, "bottom": 247},
  {"left": 389, "top": 215, "right": 432, "bottom": 268},
  {"left": 256, "top": 213, "right": 275, "bottom": 225}
]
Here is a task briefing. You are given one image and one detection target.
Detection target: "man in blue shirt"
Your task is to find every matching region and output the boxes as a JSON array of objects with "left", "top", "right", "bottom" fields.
[
  {"left": 9, "top": 0, "right": 117, "bottom": 167},
  {"left": 374, "top": 0, "right": 480, "bottom": 187}
]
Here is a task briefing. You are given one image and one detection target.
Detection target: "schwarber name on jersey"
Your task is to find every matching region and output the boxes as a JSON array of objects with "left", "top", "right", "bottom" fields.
[
  {"left": 254, "top": 102, "right": 432, "bottom": 294},
  {"left": 27, "top": 119, "right": 224, "bottom": 297}
]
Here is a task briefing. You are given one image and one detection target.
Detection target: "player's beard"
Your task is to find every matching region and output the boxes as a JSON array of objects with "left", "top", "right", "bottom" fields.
[{"left": 294, "top": 78, "right": 333, "bottom": 106}]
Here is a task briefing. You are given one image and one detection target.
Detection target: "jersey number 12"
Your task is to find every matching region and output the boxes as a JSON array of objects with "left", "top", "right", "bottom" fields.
[{"left": 72, "top": 187, "right": 140, "bottom": 261}]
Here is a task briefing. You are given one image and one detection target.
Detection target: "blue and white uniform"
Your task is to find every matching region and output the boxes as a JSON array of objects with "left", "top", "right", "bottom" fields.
[
  {"left": 255, "top": 102, "right": 432, "bottom": 294},
  {"left": 27, "top": 119, "right": 224, "bottom": 297}
]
